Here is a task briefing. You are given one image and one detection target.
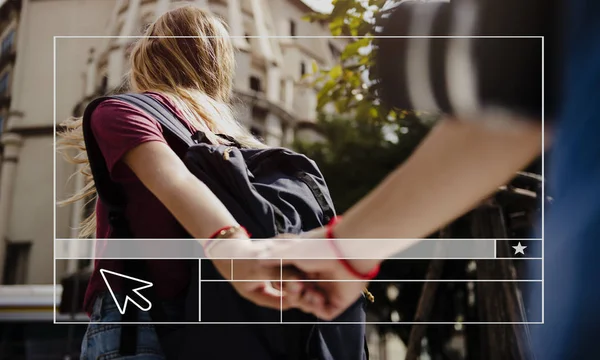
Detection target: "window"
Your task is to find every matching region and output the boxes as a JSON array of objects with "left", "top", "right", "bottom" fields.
[
  {"left": 250, "top": 126, "right": 263, "bottom": 139},
  {"left": 0, "top": 72, "right": 9, "bottom": 95},
  {"left": 100, "top": 76, "right": 108, "bottom": 94},
  {"left": 1, "top": 30, "right": 15, "bottom": 55},
  {"left": 290, "top": 20, "right": 296, "bottom": 37},
  {"left": 252, "top": 106, "right": 268, "bottom": 121},
  {"left": 2, "top": 242, "right": 31, "bottom": 285},
  {"left": 251, "top": 106, "right": 267, "bottom": 142},
  {"left": 300, "top": 61, "right": 306, "bottom": 76},
  {"left": 281, "top": 123, "right": 290, "bottom": 146},
  {"left": 249, "top": 76, "right": 262, "bottom": 92},
  {"left": 280, "top": 79, "right": 286, "bottom": 102}
]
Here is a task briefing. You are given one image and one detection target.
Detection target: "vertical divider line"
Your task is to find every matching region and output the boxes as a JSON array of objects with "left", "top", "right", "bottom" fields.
[
  {"left": 280, "top": 258, "right": 283, "bottom": 323},
  {"left": 494, "top": 239, "right": 497, "bottom": 258},
  {"left": 53, "top": 35, "right": 57, "bottom": 325},
  {"left": 541, "top": 35, "right": 545, "bottom": 324},
  {"left": 198, "top": 259, "right": 202, "bottom": 322}
]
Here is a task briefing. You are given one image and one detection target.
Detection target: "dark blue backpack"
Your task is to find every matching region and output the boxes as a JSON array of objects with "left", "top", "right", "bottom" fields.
[{"left": 82, "top": 93, "right": 369, "bottom": 360}]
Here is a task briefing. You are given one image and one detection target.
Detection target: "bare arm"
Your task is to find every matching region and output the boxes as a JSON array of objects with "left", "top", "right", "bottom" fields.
[
  {"left": 122, "top": 141, "right": 252, "bottom": 253},
  {"left": 337, "top": 117, "right": 544, "bottom": 240},
  {"left": 262, "top": 117, "right": 545, "bottom": 318},
  {"left": 270, "top": 117, "right": 545, "bottom": 272},
  {"left": 122, "top": 141, "right": 306, "bottom": 308}
]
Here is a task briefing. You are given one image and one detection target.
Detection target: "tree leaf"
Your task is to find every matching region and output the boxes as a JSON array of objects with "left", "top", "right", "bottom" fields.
[
  {"left": 316, "top": 80, "right": 339, "bottom": 110},
  {"left": 369, "top": 0, "right": 387, "bottom": 7},
  {"left": 311, "top": 60, "right": 319, "bottom": 74},
  {"left": 301, "top": 13, "right": 329, "bottom": 23},
  {"left": 341, "top": 37, "right": 371, "bottom": 61},
  {"left": 357, "top": 21, "right": 374, "bottom": 36},
  {"left": 331, "top": 0, "right": 353, "bottom": 18},
  {"left": 329, "top": 17, "right": 344, "bottom": 36},
  {"left": 329, "top": 65, "right": 343, "bottom": 79}
]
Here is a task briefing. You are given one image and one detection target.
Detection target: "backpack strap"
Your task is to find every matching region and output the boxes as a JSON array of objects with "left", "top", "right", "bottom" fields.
[
  {"left": 82, "top": 97, "right": 131, "bottom": 234},
  {"left": 82, "top": 94, "right": 175, "bottom": 356},
  {"left": 82, "top": 97, "right": 140, "bottom": 356},
  {"left": 117, "top": 93, "right": 243, "bottom": 148},
  {"left": 294, "top": 171, "right": 336, "bottom": 223},
  {"left": 117, "top": 93, "right": 196, "bottom": 147}
]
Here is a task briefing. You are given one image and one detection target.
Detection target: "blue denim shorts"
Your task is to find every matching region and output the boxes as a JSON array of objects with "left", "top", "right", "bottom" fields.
[{"left": 80, "top": 293, "right": 175, "bottom": 360}]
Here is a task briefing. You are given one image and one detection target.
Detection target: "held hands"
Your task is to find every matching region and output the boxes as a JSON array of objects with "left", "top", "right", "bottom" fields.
[
  {"left": 206, "top": 224, "right": 381, "bottom": 320},
  {"left": 259, "top": 228, "right": 381, "bottom": 320},
  {"left": 207, "top": 231, "right": 327, "bottom": 311}
]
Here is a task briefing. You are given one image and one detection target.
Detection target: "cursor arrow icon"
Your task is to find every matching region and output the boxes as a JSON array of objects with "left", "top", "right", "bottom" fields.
[{"left": 99, "top": 269, "right": 153, "bottom": 315}]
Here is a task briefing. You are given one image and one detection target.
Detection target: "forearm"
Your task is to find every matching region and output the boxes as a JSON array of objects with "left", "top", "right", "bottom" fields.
[
  {"left": 335, "top": 118, "right": 543, "bottom": 244},
  {"left": 152, "top": 172, "right": 248, "bottom": 243}
]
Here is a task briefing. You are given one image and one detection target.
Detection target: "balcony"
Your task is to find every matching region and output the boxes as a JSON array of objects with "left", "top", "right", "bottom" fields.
[{"left": 234, "top": 88, "right": 295, "bottom": 125}]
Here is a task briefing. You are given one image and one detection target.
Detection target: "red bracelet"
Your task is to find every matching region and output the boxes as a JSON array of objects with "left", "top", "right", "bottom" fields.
[
  {"left": 208, "top": 225, "right": 250, "bottom": 239},
  {"left": 325, "top": 216, "right": 342, "bottom": 239},
  {"left": 204, "top": 225, "right": 250, "bottom": 257},
  {"left": 326, "top": 216, "right": 380, "bottom": 280}
]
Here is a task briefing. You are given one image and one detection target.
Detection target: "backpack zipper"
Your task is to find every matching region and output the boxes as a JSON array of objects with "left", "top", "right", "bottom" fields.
[
  {"left": 223, "top": 147, "right": 234, "bottom": 160},
  {"left": 363, "top": 289, "right": 375, "bottom": 303}
]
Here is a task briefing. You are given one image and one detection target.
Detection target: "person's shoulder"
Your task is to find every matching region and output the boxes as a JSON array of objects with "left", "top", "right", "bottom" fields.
[
  {"left": 90, "top": 95, "right": 163, "bottom": 125},
  {"left": 89, "top": 96, "right": 162, "bottom": 138},
  {"left": 145, "top": 91, "right": 171, "bottom": 105},
  {"left": 144, "top": 91, "right": 180, "bottom": 115},
  {"left": 91, "top": 97, "right": 148, "bottom": 121},
  {"left": 87, "top": 95, "right": 169, "bottom": 170},
  {"left": 144, "top": 91, "right": 194, "bottom": 129}
]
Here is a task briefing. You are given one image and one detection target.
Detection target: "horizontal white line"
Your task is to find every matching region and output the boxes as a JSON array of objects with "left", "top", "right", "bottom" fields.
[
  {"left": 54, "top": 321, "right": 544, "bottom": 325},
  {"left": 55, "top": 257, "right": 543, "bottom": 260},
  {"left": 54, "top": 36, "right": 545, "bottom": 39},
  {"left": 189, "top": 279, "right": 543, "bottom": 283},
  {"left": 55, "top": 238, "right": 542, "bottom": 241}
]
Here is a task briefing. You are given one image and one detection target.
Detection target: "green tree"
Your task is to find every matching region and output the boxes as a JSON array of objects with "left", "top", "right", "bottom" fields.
[
  {"left": 304, "top": 0, "right": 389, "bottom": 123},
  {"left": 296, "top": 0, "right": 435, "bottom": 212},
  {"left": 295, "top": 113, "right": 429, "bottom": 213}
]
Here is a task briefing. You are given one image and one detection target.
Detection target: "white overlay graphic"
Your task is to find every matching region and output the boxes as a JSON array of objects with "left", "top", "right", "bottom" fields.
[{"left": 99, "top": 269, "right": 153, "bottom": 315}]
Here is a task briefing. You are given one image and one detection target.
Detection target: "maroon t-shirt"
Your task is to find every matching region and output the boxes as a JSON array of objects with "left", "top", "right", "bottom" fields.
[{"left": 83, "top": 92, "right": 195, "bottom": 313}]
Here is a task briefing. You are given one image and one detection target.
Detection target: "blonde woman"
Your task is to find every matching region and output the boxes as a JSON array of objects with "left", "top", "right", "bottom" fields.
[{"left": 59, "top": 5, "right": 320, "bottom": 359}]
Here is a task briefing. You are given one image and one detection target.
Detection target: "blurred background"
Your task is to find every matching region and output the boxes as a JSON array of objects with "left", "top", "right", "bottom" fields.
[{"left": 0, "top": 0, "right": 544, "bottom": 359}]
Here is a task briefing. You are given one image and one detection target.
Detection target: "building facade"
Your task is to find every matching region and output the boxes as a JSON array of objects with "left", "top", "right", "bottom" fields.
[
  {"left": 0, "top": 0, "right": 344, "bottom": 285},
  {"left": 0, "top": 1, "right": 409, "bottom": 358}
]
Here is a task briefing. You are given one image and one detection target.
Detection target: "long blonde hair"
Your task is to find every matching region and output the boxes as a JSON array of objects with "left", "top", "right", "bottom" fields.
[{"left": 58, "top": 4, "right": 265, "bottom": 238}]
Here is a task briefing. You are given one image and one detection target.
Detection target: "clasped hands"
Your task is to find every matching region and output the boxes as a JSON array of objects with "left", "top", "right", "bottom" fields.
[{"left": 210, "top": 228, "right": 379, "bottom": 320}]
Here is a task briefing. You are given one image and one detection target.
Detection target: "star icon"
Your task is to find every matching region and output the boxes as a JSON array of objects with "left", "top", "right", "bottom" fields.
[{"left": 512, "top": 242, "right": 527, "bottom": 255}]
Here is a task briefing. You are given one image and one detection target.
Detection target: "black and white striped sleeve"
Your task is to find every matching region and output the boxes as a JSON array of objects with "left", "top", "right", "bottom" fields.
[{"left": 374, "top": 0, "right": 558, "bottom": 123}]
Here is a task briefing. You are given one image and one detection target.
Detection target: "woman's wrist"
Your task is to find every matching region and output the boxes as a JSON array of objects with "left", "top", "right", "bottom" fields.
[
  {"left": 204, "top": 224, "right": 251, "bottom": 258},
  {"left": 209, "top": 224, "right": 250, "bottom": 240},
  {"left": 206, "top": 238, "right": 262, "bottom": 257}
]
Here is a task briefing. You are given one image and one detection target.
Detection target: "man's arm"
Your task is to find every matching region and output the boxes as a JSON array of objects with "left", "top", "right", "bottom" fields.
[
  {"left": 271, "top": 117, "right": 546, "bottom": 274},
  {"left": 336, "top": 117, "right": 544, "bottom": 241},
  {"left": 265, "top": 116, "right": 545, "bottom": 319}
]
